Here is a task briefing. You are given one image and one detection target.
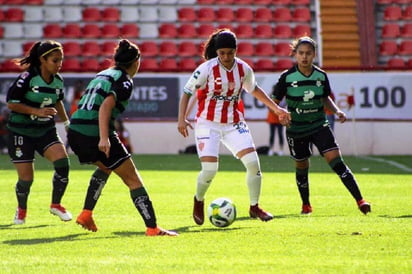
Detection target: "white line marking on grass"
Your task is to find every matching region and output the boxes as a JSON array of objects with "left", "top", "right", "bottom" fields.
[{"left": 360, "top": 156, "right": 412, "bottom": 173}]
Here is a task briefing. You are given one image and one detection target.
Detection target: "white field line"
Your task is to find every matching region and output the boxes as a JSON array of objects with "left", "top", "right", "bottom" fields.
[{"left": 360, "top": 156, "right": 412, "bottom": 173}]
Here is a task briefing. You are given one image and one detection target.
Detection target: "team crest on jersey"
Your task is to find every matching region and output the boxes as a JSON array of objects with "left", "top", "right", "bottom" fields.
[
  {"left": 316, "top": 79, "right": 322, "bottom": 87},
  {"left": 15, "top": 147, "right": 23, "bottom": 158},
  {"left": 198, "top": 141, "right": 205, "bottom": 152}
]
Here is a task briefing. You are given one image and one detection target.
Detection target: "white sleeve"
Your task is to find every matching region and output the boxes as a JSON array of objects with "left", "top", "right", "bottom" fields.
[
  {"left": 241, "top": 65, "right": 257, "bottom": 93},
  {"left": 183, "top": 63, "right": 208, "bottom": 96}
]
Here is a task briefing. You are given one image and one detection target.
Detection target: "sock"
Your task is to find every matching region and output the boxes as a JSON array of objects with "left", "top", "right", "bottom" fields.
[
  {"left": 15, "top": 179, "right": 33, "bottom": 209},
  {"left": 195, "top": 162, "right": 218, "bottom": 201},
  {"left": 51, "top": 158, "right": 70, "bottom": 204},
  {"left": 130, "top": 187, "right": 156, "bottom": 228},
  {"left": 240, "top": 152, "right": 261, "bottom": 206},
  {"left": 83, "top": 169, "right": 109, "bottom": 210},
  {"left": 329, "top": 157, "right": 363, "bottom": 201},
  {"left": 296, "top": 168, "right": 310, "bottom": 205}
]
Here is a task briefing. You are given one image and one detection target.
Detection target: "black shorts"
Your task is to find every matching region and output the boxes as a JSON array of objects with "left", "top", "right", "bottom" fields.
[
  {"left": 286, "top": 125, "right": 339, "bottom": 161},
  {"left": 67, "top": 129, "right": 130, "bottom": 170},
  {"left": 8, "top": 128, "right": 63, "bottom": 163}
]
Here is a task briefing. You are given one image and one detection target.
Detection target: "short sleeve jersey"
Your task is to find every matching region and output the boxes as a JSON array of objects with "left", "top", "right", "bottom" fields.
[
  {"left": 6, "top": 68, "right": 64, "bottom": 137},
  {"left": 183, "top": 57, "right": 256, "bottom": 124},
  {"left": 273, "top": 65, "right": 331, "bottom": 138},
  {"left": 69, "top": 67, "right": 133, "bottom": 137}
]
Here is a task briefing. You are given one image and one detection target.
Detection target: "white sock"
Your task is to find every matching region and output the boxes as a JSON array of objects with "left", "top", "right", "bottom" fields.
[
  {"left": 196, "top": 162, "right": 218, "bottom": 201},
  {"left": 240, "top": 152, "right": 261, "bottom": 205}
]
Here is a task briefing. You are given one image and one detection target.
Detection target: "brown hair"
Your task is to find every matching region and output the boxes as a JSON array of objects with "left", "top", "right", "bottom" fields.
[
  {"left": 114, "top": 39, "right": 140, "bottom": 69},
  {"left": 202, "top": 28, "right": 237, "bottom": 60},
  {"left": 15, "top": 40, "right": 63, "bottom": 70}
]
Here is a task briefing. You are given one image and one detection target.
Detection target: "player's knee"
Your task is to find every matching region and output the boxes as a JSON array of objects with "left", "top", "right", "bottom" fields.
[
  {"left": 241, "top": 152, "right": 261, "bottom": 176},
  {"left": 53, "top": 157, "right": 70, "bottom": 178},
  {"left": 199, "top": 162, "right": 218, "bottom": 182}
]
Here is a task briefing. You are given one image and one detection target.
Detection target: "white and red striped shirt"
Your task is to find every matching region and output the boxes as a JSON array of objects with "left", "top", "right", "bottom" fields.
[{"left": 183, "top": 57, "right": 256, "bottom": 124}]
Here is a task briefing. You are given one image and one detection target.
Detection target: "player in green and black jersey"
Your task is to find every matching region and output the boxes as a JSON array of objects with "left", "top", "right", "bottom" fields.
[
  {"left": 6, "top": 40, "right": 72, "bottom": 224},
  {"left": 68, "top": 39, "right": 177, "bottom": 236},
  {"left": 273, "top": 36, "right": 371, "bottom": 215}
]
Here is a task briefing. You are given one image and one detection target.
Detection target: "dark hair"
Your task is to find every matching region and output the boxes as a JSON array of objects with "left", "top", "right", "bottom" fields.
[
  {"left": 15, "top": 40, "right": 63, "bottom": 69},
  {"left": 114, "top": 39, "right": 140, "bottom": 68},
  {"left": 291, "top": 36, "right": 317, "bottom": 55},
  {"left": 202, "top": 28, "right": 237, "bottom": 60}
]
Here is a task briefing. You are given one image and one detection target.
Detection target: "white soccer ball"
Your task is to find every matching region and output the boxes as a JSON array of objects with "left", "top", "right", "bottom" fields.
[{"left": 207, "top": 197, "right": 236, "bottom": 227}]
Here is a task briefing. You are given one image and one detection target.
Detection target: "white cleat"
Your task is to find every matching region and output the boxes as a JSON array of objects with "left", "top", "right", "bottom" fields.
[{"left": 50, "top": 205, "right": 72, "bottom": 221}]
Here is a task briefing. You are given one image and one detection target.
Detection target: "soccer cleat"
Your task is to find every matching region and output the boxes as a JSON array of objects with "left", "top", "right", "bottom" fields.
[
  {"left": 357, "top": 199, "right": 371, "bottom": 215},
  {"left": 193, "top": 196, "right": 204, "bottom": 225},
  {"left": 145, "top": 226, "right": 178, "bottom": 237},
  {"left": 14, "top": 207, "right": 26, "bottom": 225},
  {"left": 50, "top": 204, "right": 72, "bottom": 221},
  {"left": 249, "top": 204, "right": 274, "bottom": 221},
  {"left": 301, "top": 204, "right": 313, "bottom": 215},
  {"left": 76, "top": 210, "right": 97, "bottom": 232}
]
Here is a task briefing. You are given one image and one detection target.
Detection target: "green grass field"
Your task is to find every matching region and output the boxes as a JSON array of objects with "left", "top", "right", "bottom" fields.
[{"left": 0, "top": 154, "right": 411, "bottom": 273}]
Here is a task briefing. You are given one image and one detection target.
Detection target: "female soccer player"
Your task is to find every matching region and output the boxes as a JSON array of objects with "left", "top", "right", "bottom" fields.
[
  {"left": 67, "top": 39, "right": 177, "bottom": 236},
  {"left": 177, "top": 29, "right": 291, "bottom": 225},
  {"left": 272, "top": 36, "right": 371, "bottom": 215},
  {"left": 7, "top": 40, "right": 72, "bottom": 224}
]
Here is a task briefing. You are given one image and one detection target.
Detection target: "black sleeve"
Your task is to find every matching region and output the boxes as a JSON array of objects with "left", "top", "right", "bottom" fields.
[
  {"left": 6, "top": 72, "right": 32, "bottom": 103},
  {"left": 323, "top": 73, "right": 332, "bottom": 97},
  {"left": 272, "top": 72, "right": 287, "bottom": 101},
  {"left": 111, "top": 77, "right": 133, "bottom": 102}
]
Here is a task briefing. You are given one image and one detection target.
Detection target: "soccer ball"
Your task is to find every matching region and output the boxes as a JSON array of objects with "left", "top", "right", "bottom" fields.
[{"left": 207, "top": 197, "right": 236, "bottom": 227}]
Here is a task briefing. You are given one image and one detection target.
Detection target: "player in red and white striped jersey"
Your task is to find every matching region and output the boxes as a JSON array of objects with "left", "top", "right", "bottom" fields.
[{"left": 178, "top": 29, "right": 291, "bottom": 225}]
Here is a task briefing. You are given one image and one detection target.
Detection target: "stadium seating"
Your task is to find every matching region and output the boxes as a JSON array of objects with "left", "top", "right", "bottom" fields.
[
  {"left": 178, "top": 7, "right": 196, "bottom": 22},
  {"left": 198, "top": 7, "right": 216, "bottom": 22},
  {"left": 101, "top": 24, "right": 120, "bottom": 38},
  {"left": 216, "top": 8, "right": 235, "bottom": 22},
  {"left": 139, "top": 6, "right": 159, "bottom": 22},
  {"left": 197, "top": 24, "right": 215, "bottom": 38},
  {"left": 159, "top": 58, "right": 178, "bottom": 71},
  {"left": 235, "top": 24, "right": 254, "bottom": 38},
  {"left": 1, "top": 59, "right": 22, "bottom": 72},
  {"left": 159, "top": 23, "right": 178, "bottom": 38},
  {"left": 235, "top": 8, "right": 254, "bottom": 22},
  {"left": 275, "top": 58, "right": 294, "bottom": 69},
  {"left": 273, "top": 25, "right": 292, "bottom": 38},
  {"left": 379, "top": 40, "right": 398, "bottom": 55},
  {"left": 24, "top": 6, "right": 43, "bottom": 22},
  {"left": 139, "top": 58, "right": 158, "bottom": 72},
  {"left": 381, "top": 23, "right": 400, "bottom": 38},
  {"left": 291, "top": 0, "right": 309, "bottom": 5},
  {"left": 62, "top": 7, "right": 83, "bottom": 22},
  {"left": 120, "top": 24, "right": 139, "bottom": 38},
  {"left": 293, "top": 24, "right": 311, "bottom": 37},
  {"left": 255, "top": 42, "right": 274, "bottom": 56},
  {"left": 254, "top": 58, "right": 275, "bottom": 70},
  {"left": 62, "top": 23, "right": 81, "bottom": 38},
  {"left": 159, "top": 41, "right": 178, "bottom": 57},
  {"left": 82, "top": 7, "right": 101, "bottom": 22},
  {"left": 236, "top": 42, "right": 255, "bottom": 56},
  {"left": 293, "top": 7, "right": 311, "bottom": 22},
  {"left": 81, "top": 58, "right": 100, "bottom": 72},
  {"left": 63, "top": 42, "right": 82, "bottom": 57},
  {"left": 255, "top": 24, "right": 273, "bottom": 38},
  {"left": 399, "top": 40, "right": 412, "bottom": 55},
  {"left": 101, "top": 7, "right": 120, "bottom": 22},
  {"left": 5, "top": 8, "right": 24, "bottom": 22},
  {"left": 383, "top": 6, "right": 402, "bottom": 21},
  {"left": 178, "top": 41, "right": 198, "bottom": 57},
  {"left": 401, "top": 23, "right": 412, "bottom": 37},
  {"left": 255, "top": 8, "right": 273, "bottom": 23},
  {"left": 158, "top": 6, "right": 178, "bottom": 22},
  {"left": 82, "top": 24, "right": 101, "bottom": 38},
  {"left": 82, "top": 41, "right": 101, "bottom": 57},
  {"left": 120, "top": 7, "right": 139, "bottom": 22},
  {"left": 273, "top": 7, "right": 292, "bottom": 22},
  {"left": 178, "top": 58, "right": 198, "bottom": 71},
  {"left": 140, "top": 41, "right": 159, "bottom": 57},
  {"left": 403, "top": 6, "right": 412, "bottom": 20},
  {"left": 387, "top": 57, "right": 406, "bottom": 68},
  {"left": 178, "top": 24, "right": 197, "bottom": 38},
  {"left": 101, "top": 41, "right": 117, "bottom": 56},
  {"left": 61, "top": 58, "right": 81, "bottom": 72},
  {"left": 43, "top": 24, "right": 63, "bottom": 38},
  {"left": 274, "top": 42, "right": 291, "bottom": 56}
]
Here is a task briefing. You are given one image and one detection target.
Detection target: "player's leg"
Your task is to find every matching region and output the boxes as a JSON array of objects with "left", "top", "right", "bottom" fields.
[
  {"left": 223, "top": 122, "right": 273, "bottom": 221},
  {"left": 287, "top": 135, "right": 312, "bottom": 214}
]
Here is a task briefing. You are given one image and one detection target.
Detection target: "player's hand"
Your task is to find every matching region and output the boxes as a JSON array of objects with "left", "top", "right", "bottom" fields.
[
  {"left": 98, "top": 138, "right": 111, "bottom": 158},
  {"left": 336, "top": 110, "right": 347, "bottom": 123},
  {"left": 177, "top": 119, "right": 193, "bottom": 137},
  {"left": 37, "top": 107, "right": 57, "bottom": 118},
  {"left": 277, "top": 108, "right": 291, "bottom": 127}
]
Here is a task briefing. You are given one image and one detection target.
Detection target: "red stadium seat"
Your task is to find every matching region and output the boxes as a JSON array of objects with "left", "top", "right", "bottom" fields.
[
  {"left": 379, "top": 40, "right": 398, "bottom": 55},
  {"left": 62, "top": 24, "right": 81, "bottom": 38},
  {"left": 236, "top": 0, "right": 253, "bottom": 3},
  {"left": 293, "top": 24, "right": 311, "bottom": 37},
  {"left": 255, "top": 42, "right": 274, "bottom": 56},
  {"left": 1, "top": 59, "right": 22, "bottom": 72},
  {"left": 255, "top": 24, "right": 273, "bottom": 38},
  {"left": 82, "top": 24, "right": 101, "bottom": 38},
  {"left": 383, "top": 6, "right": 402, "bottom": 21},
  {"left": 63, "top": 42, "right": 82, "bottom": 57},
  {"left": 159, "top": 23, "right": 178, "bottom": 38},
  {"left": 82, "top": 41, "right": 101, "bottom": 57},
  {"left": 216, "top": 8, "right": 235, "bottom": 22},
  {"left": 377, "top": 0, "right": 393, "bottom": 3},
  {"left": 0, "top": 26, "right": 3, "bottom": 38},
  {"left": 101, "top": 41, "right": 117, "bottom": 57},
  {"left": 235, "top": 24, "right": 254, "bottom": 38},
  {"left": 139, "top": 58, "right": 158, "bottom": 72},
  {"left": 178, "top": 24, "right": 197, "bottom": 38},
  {"left": 99, "top": 59, "right": 112, "bottom": 71},
  {"left": 273, "top": 0, "right": 291, "bottom": 4},
  {"left": 198, "top": 7, "right": 215, "bottom": 22},
  {"left": 140, "top": 41, "right": 159, "bottom": 57},
  {"left": 401, "top": 23, "right": 412, "bottom": 37},
  {"left": 198, "top": 24, "right": 215, "bottom": 38},
  {"left": 407, "top": 58, "right": 412, "bottom": 68},
  {"left": 5, "top": 8, "right": 24, "bottom": 22},
  {"left": 236, "top": 42, "right": 255, "bottom": 56},
  {"left": 101, "top": 7, "right": 120, "bottom": 22},
  {"left": 381, "top": 23, "right": 400, "bottom": 38},
  {"left": 255, "top": 8, "right": 273, "bottom": 22},
  {"left": 178, "top": 7, "right": 196, "bottom": 22},
  {"left": 235, "top": 8, "right": 254, "bottom": 22},
  {"left": 403, "top": 6, "right": 412, "bottom": 20},
  {"left": 273, "top": 7, "right": 292, "bottom": 22},
  {"left": 120, "top": 24, "right": 139, "bottom": 38},
  {"left": 387, "top": 58, "right": 406, "bottom": 68},
  {"left": 197, "top": 0, "right": 215, "bottom": 3},
  {"left": 399, "top": 40, "right": 412, "bottom": 55},
  {"left": 274, "top": 42, "right": 291, "bottom": 56},
  {"left": 43, "top": 24, "right": 62, "bottom": 38},
  {"left": 0, "top": 10, "right": 4, "bottom": 22},
  {"left": 159, "top": 41, "right": 178, "bottom": 57},
  {"left": 241, "top": 58, "right": 254, "bottom": 68},
  {"left": 159, "top": 58, "right": 178, "bottom": 72},
  {"left": 215, "top": 0, "right": 234, "bottom": 3},
  {"left": 26, "top": 0, "right": 44, "bottom": 4},
  {"left": 23, "top": 41, "right": 36, "bottom": 54},
  {"left": 101, "top": 24, "right": 120, "bottom": 38},
  {"left": 82, "top": 7, "right": 101, "bottom": 22},
  {"left": 218, "top": 24, "right": 234, "bottom": 31},
  {"left": 178, "top": 41, "right": 198, "bottom": 57},
  {"left": 61, "top": 58, "right": 81, "bottom": 72},
  {"left": 254, "top": 0, "right": 273, "bottom": 4},
  {"left": 274, "top": 59, "right": 294, "bottom": 70},
  {"left": 293, "top": 7, "right": 311, "bottom": 22},
  {"left": 178, "top": 58, "right": 198, "bottom": 71},
  {"left": 254, "top": 58, "right": 275, "bottom": 71},
  {"left": 273, "top": 24, "right": 292, "bottom": 38},
  {"left": 81, "top": 58, "right": 100, "bottom": 72}
]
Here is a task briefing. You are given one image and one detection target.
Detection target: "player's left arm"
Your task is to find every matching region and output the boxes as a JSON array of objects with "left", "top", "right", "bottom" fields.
[
  {"left": 323, "top": 96, "right": 346, "bottom": 123},
  {"left": 55, "top": 100, "right": 70, "bottom": 130}
]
